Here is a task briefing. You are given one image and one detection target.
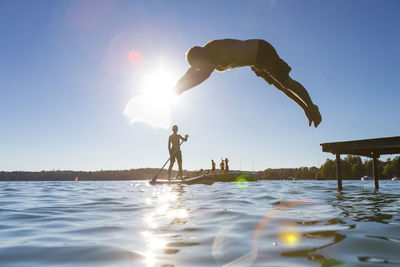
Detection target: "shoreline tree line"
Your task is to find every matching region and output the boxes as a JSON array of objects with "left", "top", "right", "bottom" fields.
[
  {"left": 262, "top": 156, "right": 400, "bottom": 180},
  {"left": 1, "top": 156, "right": 399, "bottom": 181}
]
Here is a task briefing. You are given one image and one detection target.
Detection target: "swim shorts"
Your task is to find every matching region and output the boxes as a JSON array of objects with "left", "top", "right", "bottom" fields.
[
  {"left": 170, "top": 150, "right": 182, "bottom": 164},
  {"left": 253, "top": 40, "right": 292, "bottom": 83}
]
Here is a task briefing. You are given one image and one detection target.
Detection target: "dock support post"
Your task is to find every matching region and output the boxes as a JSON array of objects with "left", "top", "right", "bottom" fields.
[
  {"left": 372, "top": 156, "right": 379, "bottom": 190},
  {"left": 335, "top": 154, "right": 342, "bottom": 191}
]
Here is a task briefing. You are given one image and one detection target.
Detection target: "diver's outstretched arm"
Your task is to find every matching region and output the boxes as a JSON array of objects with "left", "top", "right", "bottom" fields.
[{"left": 175, "top": 67, "right": 214, "bottom": 94}]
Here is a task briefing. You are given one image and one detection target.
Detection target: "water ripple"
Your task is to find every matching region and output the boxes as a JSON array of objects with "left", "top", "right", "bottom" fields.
[{"left": 0, "top": 180, "right": 399, "bottom": 266}]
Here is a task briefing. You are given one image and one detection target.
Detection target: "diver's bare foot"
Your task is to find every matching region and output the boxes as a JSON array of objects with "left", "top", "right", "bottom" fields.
[
  {"left": 305, "top": 109, "right": 313, "bottom": 127},
  {"left": 311, "top": 104, "right": 322, "bottom": 127}
]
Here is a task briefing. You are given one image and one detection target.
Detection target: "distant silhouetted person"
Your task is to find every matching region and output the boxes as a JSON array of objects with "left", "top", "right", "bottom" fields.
[
  {"left": 220, "top": 159, "right": 225, "bottom": 172},
  {"left": 225, "top": 158, "right": 229, "bottom": 172},
  {"left": 211, "top": 159, "right": 216, "bottom": 174},
  {"left": 168, "top": 125, "right": 188, "bottom": 180},
  {"left": 174, "top": 39, "right": 321, "bottom": 127}
]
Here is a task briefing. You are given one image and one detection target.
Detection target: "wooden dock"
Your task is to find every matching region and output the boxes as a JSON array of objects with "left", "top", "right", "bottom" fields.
[{"left": 321, "top": 136, "right": 400, "bottom": 190}]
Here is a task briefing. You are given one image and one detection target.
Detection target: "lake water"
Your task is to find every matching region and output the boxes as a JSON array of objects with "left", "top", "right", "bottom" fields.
[{"left": 0, "top": 180, "right": 399, "bottom": 267}]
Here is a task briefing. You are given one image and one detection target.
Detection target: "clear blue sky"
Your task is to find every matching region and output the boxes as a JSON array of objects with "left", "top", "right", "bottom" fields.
[{"left": 1, "top": 0, "right": 400, "bottom": 171}]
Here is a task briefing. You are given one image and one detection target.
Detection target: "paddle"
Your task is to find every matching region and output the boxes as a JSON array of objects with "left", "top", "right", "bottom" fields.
[{"left": 150, "top": 136, "right": 188, "bottom": 184}]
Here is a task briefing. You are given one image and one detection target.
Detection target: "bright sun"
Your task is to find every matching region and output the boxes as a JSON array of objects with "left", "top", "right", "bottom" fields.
[
  {"left": 141, "top": 69, "right": 178, "bottom": 104},
  {"left": 124, "top": 67, "right": 179, "bottom": 128}
]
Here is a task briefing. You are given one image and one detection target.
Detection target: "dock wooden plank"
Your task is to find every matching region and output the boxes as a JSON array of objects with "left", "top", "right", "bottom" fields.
[
  {"left": 321, "top": 136, "right": 400, "bottom": 190},
  {"left": 321, "top": 136, "right": 400, "bottom": 157}
]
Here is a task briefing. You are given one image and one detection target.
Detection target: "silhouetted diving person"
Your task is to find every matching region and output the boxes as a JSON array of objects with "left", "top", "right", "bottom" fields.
[
  {"left": 168, "top": 125, "right": 188, "bottom": 181},
  {"left": 174, "top": 39, "right": 322, "bottom": 127}
]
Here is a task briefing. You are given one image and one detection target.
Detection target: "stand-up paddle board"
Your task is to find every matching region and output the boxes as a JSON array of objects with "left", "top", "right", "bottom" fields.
[{"left": 150, "top": 174, "right": 214, "bottom": 185}]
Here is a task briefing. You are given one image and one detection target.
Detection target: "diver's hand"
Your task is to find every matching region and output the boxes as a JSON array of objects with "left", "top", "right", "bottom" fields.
[
  {"left": 174, "top": 85, "right": 184, "bottom": 95},
  {"left": 185, "top": 134, "right": 189, "bottom": 141}
]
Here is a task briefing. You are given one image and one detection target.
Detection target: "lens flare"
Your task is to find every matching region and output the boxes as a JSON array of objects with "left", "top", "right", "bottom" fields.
[
  {"left": 252, "top": 200, "right": 314, "bottom": 251},
  {"left": 277, "top": 222, "right": 301, "bottom": 247},
  {"left": 66, "top": 0, "right": 115, "bottom": 31},
  {"left": 235, "top": 177, "right": 248, "bottom": 189},
  {"left": 129, "top": 51, "right": 142, "bottom": 65},
  {"left": 213, "top": 199, "right": 318, "bottom": 266}
]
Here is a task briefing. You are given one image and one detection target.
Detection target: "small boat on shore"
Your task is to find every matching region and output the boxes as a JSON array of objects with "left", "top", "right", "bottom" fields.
[
  {"left": 213, "top": 171, "right": 259, "bottom": 182},
  {"left": 361, "top": 176, "right": 372, "bottom": 181},
  {"left": 392, "top": 176, "right": 399, "bottom": 181},
  {"left": 150, "top": 171, "right": 259, "bottom": 185}
]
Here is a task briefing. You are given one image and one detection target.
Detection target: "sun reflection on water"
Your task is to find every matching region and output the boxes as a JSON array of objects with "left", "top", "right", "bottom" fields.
[
  {"left": 141, "top": 185, "right": 187, "bottom": 266},
  {"left": 148, "top": 236, "right": 167, "bottom": 250},
  {"left": 145, "top": 252, "right": 156, "bottom": 267}
]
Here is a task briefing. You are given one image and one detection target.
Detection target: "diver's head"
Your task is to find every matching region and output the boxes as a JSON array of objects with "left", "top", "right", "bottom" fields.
[
  {"left": 186, "top": 46, "right": 209, "bottom": 69},
  {"left": 172, "top": 124, "right": 178, "bottom": 133}
]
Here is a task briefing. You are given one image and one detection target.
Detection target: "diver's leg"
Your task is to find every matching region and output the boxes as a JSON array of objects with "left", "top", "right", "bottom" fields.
[
  {"left": 280, "top": 76, "right": 321, "bottom": 127},
  {"left": 272, "top": 79, "right": 314, "bottom": 127},
  {"left": 252, "top": 67, "right": 313, "bottom": 126},
  {"left": 271, "top": 73, "right": 321, "bottom": 127},
  {"left": 280, "top": 77, "right": 313, "bottom": 109}
]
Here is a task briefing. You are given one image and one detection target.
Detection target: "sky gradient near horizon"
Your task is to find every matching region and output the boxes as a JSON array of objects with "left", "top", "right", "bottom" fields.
[{"left": 1, "top": 0, "right": 400, "bottom": 171}]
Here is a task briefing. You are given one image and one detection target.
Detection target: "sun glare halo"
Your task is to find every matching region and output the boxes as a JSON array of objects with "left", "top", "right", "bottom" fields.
[
  {"left": 141, "top": 68, "right": 179, "bottom": 104},
  {"left": 124, "top": 66, "right": 180, "bottom": 128}
]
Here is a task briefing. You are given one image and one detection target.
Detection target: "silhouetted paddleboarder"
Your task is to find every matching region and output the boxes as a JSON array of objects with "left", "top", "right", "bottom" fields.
[
  {"left": 168, "top": 125, "right": 188, "bottom": 180},
  {"left": 174, "top": 39, "right": 322, "bottom": 127},
  {"left": 225, "top": 158, "right": 229, "bottom": 172}
]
